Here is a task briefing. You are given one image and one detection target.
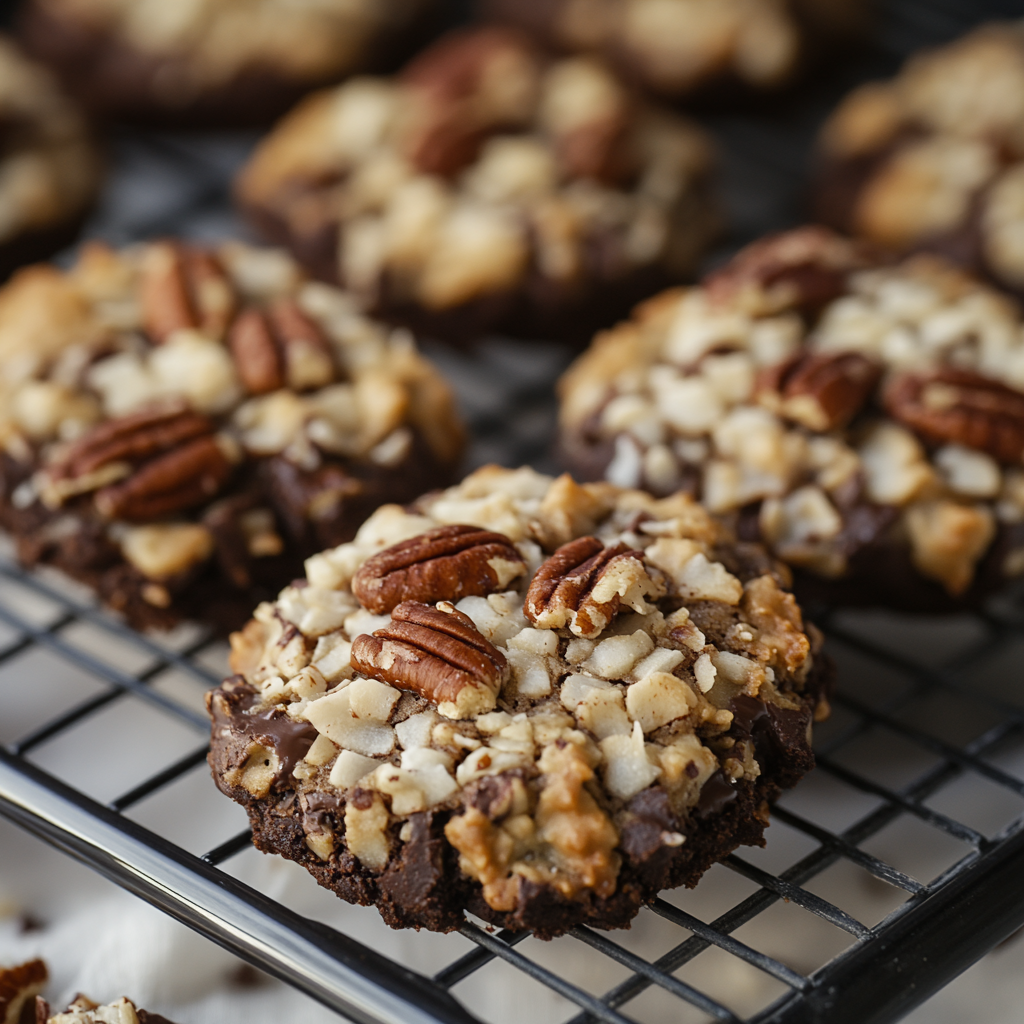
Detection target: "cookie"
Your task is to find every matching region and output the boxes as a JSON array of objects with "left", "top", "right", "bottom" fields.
[
  {"left": 557, "top": 226, "right": 1024, "bottom": 611},
  {"left": 816, "top": 21, "right": 1024, "bottom": 300},
  {"left": 0, "top": 959, "right": 47, "bottom": 1024},
  {"left": 0, "top": 241, "right": 464, "bottom": 632},
  {"left": 236, "top": 26, "right": 718, "bottom": 346},
  {"left": 0, "top": 36, "right": 100, "bottom": 280},
  {"left": 19, "top": 0, "right": 443, "bottom": 128},
  {"left": 37, "top": 993, "right": 176, "bottom": 1024},
  {"left": 478, "top": 0, "right": 868, "bottom": 101},
  {"left": 207, "top": 465, "right": 828, "bottom": 937}
]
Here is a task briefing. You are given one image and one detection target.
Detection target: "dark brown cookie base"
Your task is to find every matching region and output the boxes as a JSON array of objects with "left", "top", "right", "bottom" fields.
[
  {"left": 0, "top": 432, "right": 458, "bottom": 633},
  {"left": 240, "top": 184, "right": 718, "bottom": 348},
  {"left": 0, "top": 208, "right": 92, "bottom": 284},
  {"left": 208, "top": 658, "right": 827, "bottom": 937},
  {"left": 19, "top": 0, "right": 447, "bottom": 129}
]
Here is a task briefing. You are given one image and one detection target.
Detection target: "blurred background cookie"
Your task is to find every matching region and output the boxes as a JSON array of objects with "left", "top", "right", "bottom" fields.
[
  {"left": 478, "top": 0, "right": 871, "bottom": 102},
  {"left": 0, "top": 240, "right": 464, "bottom": 631},
  {"left": 18, "top": 0, "right": 446, "bottom": 127},
  {"left": 0, "top": 34, "right": 99, "bottom": 280},
  {"left": 236, "top": 26, "right": 718, "bottom": 346},
  {"left": 557, "top": 227, "right": 1024, "bottom": 611},
  {"left": 815, "top": 21, "right": 1024, "bottom": 299}
]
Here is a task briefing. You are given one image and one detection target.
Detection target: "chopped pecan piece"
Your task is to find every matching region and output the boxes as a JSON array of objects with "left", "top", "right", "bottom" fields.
[
  {"left": 758, "top": 351, "right": 881, "bottom": 431},
  {"left": 351, "top": 600, "right": 508, "bottom": 719},
  {"left": 352, "top": 524, "right": 526, "bottom": 613},
  {"left": 885, "top": 367, "right": 1024, "bottom": 464},
  {"left": 524, "top": 536, "right": 664, "bottom": 639},
  {"left": 139, "top": 242, "right": 236, "bottom": 344}
]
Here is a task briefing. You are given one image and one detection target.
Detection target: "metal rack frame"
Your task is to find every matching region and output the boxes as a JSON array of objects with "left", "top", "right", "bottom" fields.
[
  {"left": 4, "top": 2, "right": 1024, "bottom": 1021},
  {"left": 2, "top": 559, "right": 1024, "bottom": 1024}
]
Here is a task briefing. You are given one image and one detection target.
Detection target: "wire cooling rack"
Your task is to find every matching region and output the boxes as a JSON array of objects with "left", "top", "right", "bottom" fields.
[{"left": 4, "top": 1, "right": 1024, "bottom": 1022}]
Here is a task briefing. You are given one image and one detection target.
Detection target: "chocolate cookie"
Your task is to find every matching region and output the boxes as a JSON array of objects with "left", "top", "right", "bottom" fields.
[
  {"left": 207, "top": 465, "right": 828, "bottom": 937},
  {"left": 38, "top": 994, "right": 176, "bottom": 1024},
  {"left": 478, "top": 0, "right": 869, "bottom": 101},
  {"left": 0, "top": 36, "right": 100, "bottom": 280},
  {"left": 0, "top": 959, "right": 47, "bottom": 1023},
  {"left": 815, "top": 21, "right": 1024, "bottom": 301},
  {"left": 557, "top": 226, "right": 1024, "bottom": 611},
  {"left": 236, "top": 26, "right": 718, "bottom": 346},
  {"left": 0, "top": 241, "right": 464, "bottom": 632},
  {"left": 19, "top": 0, "right": 443, "bottom": 128}
]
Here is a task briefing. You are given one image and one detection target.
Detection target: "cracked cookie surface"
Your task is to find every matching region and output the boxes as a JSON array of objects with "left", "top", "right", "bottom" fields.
[
  {"left": 236, "top": 26, "right": 718, "bottom": 346},
  {"left": 0, "top": 240, "right": 463, "bottom": 631},
  {"left": 207, "top": 465, "right": 828, "bottom": 936},
  {"left": 557, "top": 226, "right": 1024, "bottom": 610}
]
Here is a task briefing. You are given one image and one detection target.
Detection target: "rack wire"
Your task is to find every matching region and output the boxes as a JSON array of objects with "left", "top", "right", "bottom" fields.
[
  {"left": 3, "top": 544, "right": 1024, "bottom": 1024},
  {"left": 3, "top": 1, "right": 1024, "bottom": 1022}
]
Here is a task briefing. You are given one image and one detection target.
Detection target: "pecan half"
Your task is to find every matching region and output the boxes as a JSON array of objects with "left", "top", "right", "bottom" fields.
[
  {"left": 758, "top": 351, "right": 881, "bottom": 431},
  {"left": 525, "top": 537, "right": 664, "bottom": 639},
  {"left": 52, "top": 404, "right": 214, "bottom": 480},
  {"left": 885, "top": 367, "right": 1024, "bottom": 464},
  {"left": 352, "top": 524, "right": 526, "bottom": 614},
  {"left": 95, "top": 435, "right": 234, "bottom": 520},
  {"left": 351, "top": 601, "right": 508, "bottom": 719},
  {"left": 704, "top": 227, "right": 866, "bottom": 315},
  {"left": 140, "top": 242, "right": 236, "bottom": 344},
  {"left": 227, "top": 308, "right": 283, "bottom": 395},
  {"left": 401, "top": 27, "right": 540, "bottom": 176},
  {"left": 228, "top": 299, "right": 334, "bottom": 395},
  {"left": 47, "top": 406, "right": 234, "bottom": 520}
]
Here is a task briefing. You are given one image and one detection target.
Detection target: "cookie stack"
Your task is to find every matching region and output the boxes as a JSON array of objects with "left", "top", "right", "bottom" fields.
[{"left": 3, "top": 1, "right": 1023, "bottom": 946}]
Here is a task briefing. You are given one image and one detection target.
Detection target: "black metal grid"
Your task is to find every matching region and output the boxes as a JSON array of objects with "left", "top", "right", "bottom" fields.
[
  {"left": 3, "top": 546, "right": 1024, "bottom": 1024},
  {"left": 3, "top": 1, "right": 1024, "bottom": 1022}
]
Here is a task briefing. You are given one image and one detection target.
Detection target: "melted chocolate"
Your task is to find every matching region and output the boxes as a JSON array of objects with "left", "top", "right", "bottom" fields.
[
  {"left": 696, "top": 769, "right": 738, "bottom": 819},
  {"left": 731, "top": 694, "right": 811, "bottom": 779},
  {"left": 301, "top": 790, "right": 345, "bottom": 835},
  {"left": 245, "top": 706, "right": 317, "bottom": 778},
  {"left": 210, "top": 679, "right": 317, "bottom": 781}
]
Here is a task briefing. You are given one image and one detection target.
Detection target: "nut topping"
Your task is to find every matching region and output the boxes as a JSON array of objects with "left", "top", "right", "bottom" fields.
[
  {"left": 885, "top": 368, "right": 1024, "bottom": 464},
  {"left": 401, "top": 27, "right": 541, "bottom": 177},
  {"left": 45, "top": 405, "right": 234, "bottom": 519},
  {"left": 524, "top": 536, "right": 664, "bottom": 639},
  {"left": 52, "top": 404, "right": 215, "bottom": 480},
  {"left": 228, "top": 298, "right": 335, "bottom": 395},
  {"left": 758, "top": 351, "right": 881, "bottom": 431},
  {"left": 227, "top": 307, "right": 284, "bottom": 395},
  {"left": 352, "top": 524, "right": 527, "bottom": 614},
  {"left": 140, "top": 242, "right": 236, "bottom": 344},
  {"left": 351, "top": 600, "right": 508, "bottom": 719},
  {"left": 704, "top": 226, "right": 865, "bottom": 315},
  {"left": 95, "top": 435, "right": 234, "bottom": 520}
]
